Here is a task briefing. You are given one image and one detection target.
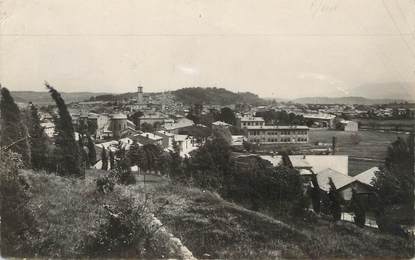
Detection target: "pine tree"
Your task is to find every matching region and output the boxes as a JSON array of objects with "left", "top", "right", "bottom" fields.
[
  {"left": 0, "top": 87, "right": 31, "bottom": 168},
  {"left": 27, "top": 104, "right": 49, "bottom": 170},
  {"left": 45, "top": 83, "right": 81, "bottom": 177},
  {"left": 101, "top": 146, "right": 108, "bottom": 170}
]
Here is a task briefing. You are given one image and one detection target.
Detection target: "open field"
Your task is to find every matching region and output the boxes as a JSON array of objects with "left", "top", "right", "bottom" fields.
[
  {"left": 357, "top": 119, "right": 415, "bottom": 132},
  {"left": 348, "top": 158, "right": 381, "bottom": 177},
  {"left": 308, "top": 129, "right": 409, "bottom": 175},
  {"left": 309, "top": 129, "right": 408, "bottom": 160},
  {"left": 357, "top": 119, "right": 415, "bottom": 126}
]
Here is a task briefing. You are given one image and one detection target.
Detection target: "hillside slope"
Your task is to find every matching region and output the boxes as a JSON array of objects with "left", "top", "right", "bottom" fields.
[
  {"left": 147, "top": 184, "right": 413, "bottom": 259},
  {"left": 173, "top": 87, "right": 265, "bottom": 105},
  {"left": 7, "top": 170, "right": 413, "bottom": 258}
]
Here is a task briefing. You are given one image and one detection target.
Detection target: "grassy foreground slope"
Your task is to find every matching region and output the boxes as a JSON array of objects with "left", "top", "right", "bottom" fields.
[
  {"left": 12, "top": 169, "right": 413, "bottom": 259},
  {"left": 15, "top": 170, "right": 172, "bottom": 258},
  {"left": 150, "top": 184, "right": 413, "bottom": 259}
]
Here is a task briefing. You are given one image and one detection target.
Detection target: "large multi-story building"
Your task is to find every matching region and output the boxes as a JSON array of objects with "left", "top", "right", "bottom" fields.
[
  {"left": 302, "top": 113, "right": 336, "bottom": 128},
  {"left": 237, "top": 116, "right": 265, "bottom": 128},
  {"left": 245, "top": 125, "right": 309, "bottom": 144}
]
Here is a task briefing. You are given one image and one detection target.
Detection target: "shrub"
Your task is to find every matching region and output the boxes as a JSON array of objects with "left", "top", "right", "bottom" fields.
[
  {"left": 0, "top": 150, "right": 38, "bottom": 257},
  {"left": 83, "top": 197, "right": 158, "bottom": 258},
  {"left": 96, "top": 176, "right": 115, "bottom": 194}
]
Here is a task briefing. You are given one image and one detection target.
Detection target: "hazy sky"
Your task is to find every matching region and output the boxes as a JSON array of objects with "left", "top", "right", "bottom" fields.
[{"left": 0, "top": 0, "right": 414, "bottom": 98}]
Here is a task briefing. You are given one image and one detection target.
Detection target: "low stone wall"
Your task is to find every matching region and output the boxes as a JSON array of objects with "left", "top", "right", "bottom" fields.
[{"left": 146, "top": 214, "right": 196, "bottom": 260}]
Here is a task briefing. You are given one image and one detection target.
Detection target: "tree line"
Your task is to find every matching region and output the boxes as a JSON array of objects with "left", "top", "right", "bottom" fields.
[{"left": 0, "top": 83, "right": 97, "bottom": 177}]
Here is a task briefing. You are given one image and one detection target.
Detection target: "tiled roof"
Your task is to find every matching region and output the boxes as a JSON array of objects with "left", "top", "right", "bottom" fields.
[
  {"left": 354, "top": 167, "right": 379, "bottom": 186},
  {"left": 317, "top": 168, "right": 356, "bottom": 191},
  {"left": 111, "top": 113, "right": 127, "bottom": 119}
]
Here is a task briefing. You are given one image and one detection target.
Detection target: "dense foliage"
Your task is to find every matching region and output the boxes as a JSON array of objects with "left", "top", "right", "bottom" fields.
[
  {"left": 27, "top": 104, "right": 50, "bottom": 170},
  {"left": 217, "top": 107, "right": 237, "bottom": 125},
  {"left": 0, "top": 87, "right": 32, "bottom": 167},
  {"left": 166, "top": 134, "right": 307, "bottom": 217},
  {"left": 0, "top": 151, "right": 37, "bottom": 257},
  {"left": 372, "top": 137, "right": 414, "bottom": 227}
]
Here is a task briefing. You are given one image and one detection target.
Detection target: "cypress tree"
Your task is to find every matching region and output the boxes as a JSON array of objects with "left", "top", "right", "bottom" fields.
[
  {"left": 350, "top": 189, "right": 365, "bottom": 227},
  {"left": 328, "top": 178, "right": 342, "bottom": 221},
  {"left": 0, "top": 87, "right": 31, "bottom": 168},
  {"left": 101, "top": 146, "right": 108, "bottom": 170},
  {"left": 169, "top": 140, "right": 183, "bottom": 181},
  {"left": 109, "top": 150, "right": 115, "bottom": 170},
  {"left": 27, "top": 104, "right": 49, "bottom": 170},
  {"left": 45, "top": 83, "right": 81, "bottom": 177},
  {"left": 87, "top": 135, "right": 96, "bottom": 165},
  {"left": 310, "top": 173, "right": 321, "bottom": 213},
  {"left": 127, "top": 140, "right": 141, "bottom": 167}
]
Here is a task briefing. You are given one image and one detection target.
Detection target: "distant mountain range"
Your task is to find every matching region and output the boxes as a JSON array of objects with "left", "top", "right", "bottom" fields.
[
  {"left": 290, "top": 96, "right": 412, "bottom": 105},
  {"left": 347, "top": 82, "right": 414, "bottom": 100},
  {"left": 279, "top": 82, "right": 415, "bottom": 104},
  {"left": 10, "top": 91, "right": 110, "bottom": 104}
]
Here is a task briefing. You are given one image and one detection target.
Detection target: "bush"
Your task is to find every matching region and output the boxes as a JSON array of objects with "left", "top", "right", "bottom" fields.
[
  {"left": 96, "top": 176, "right": 115, "bottom": 194},
  {"left": 109, "top": 155, "right": 136, "bottom": 185},
  {"left": 83, "top": 197, "right": 159, "bottom": 258},
  {"left": 0, "top": 150, "right": 38, "bottom": 257}
]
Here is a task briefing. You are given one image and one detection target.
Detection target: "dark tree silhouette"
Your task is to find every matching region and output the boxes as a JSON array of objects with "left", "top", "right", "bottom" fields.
[
  {"left": 45, "top": 83, "right": 81, "bottom": 177},
  {"left": 109, "top": 150, "right": 115, "bottom": 170},
  {"left": 309, "top": 173, "right": 321, "bottom": 213},
  {"left": 328, "top": 178, "right": 342, "bottom": 221},
  {"left": 87, "top": 135, "right": 97, "bottom": 165},
  {"left": 27, "top": 104, "right": 49, "bottom": 170},
  {"left": 101, "top": 146, "right": 108, "bottom": 171},
  {"left": 0, "top": 87, "right": 31, "bottom": 168},
  {"left": 373, "top": 137, "right": 414, "bottom": 226},
  {"left": 218, "top": 107, "right": 236, "bottom": 125},
  {"left": 350, "top": 189, "right": 365, "bottom": 227}
]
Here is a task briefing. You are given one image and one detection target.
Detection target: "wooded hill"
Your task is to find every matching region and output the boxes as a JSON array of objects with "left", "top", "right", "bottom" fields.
[
  {"left": 173, "top": 87, "right": 265, "bottom": 105},
  {"left": 89, "top": 87, "right": 266, "bottom": 105}
]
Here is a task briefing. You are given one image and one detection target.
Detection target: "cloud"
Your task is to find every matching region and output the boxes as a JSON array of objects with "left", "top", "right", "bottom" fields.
[
  {"left": 298, "top": 72, "right": 350, "bottom": 95},
  {"left": 177, "top": 65, "right": 199, "bottom": 75}
]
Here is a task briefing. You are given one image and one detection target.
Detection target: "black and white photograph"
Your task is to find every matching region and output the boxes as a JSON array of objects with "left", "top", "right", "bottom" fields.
[{"left": 0, "top": 0, "right": 414, "bottom": 258}]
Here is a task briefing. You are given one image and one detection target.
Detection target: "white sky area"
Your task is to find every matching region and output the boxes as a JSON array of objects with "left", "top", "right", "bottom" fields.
[{"left": 0, "top": 0, "right": 414, "bottom": 98}]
